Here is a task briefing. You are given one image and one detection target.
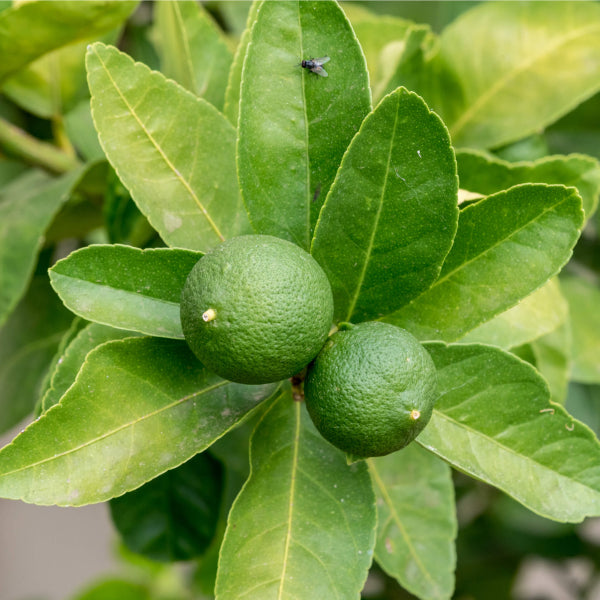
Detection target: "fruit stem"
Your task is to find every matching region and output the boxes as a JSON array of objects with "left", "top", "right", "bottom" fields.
[
  {"left": 202, "top": 308, "right": 217, "bottom": 322},
  {"left": 291, "top": 371, "right": 305, "bottom": 402}
]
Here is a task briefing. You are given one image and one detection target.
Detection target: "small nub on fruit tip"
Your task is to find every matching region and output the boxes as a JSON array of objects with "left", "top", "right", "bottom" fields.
[
  {"left": 410, "top": 409, "right": 421, "bottom": 420},
  {"left": 202, "top": 308, "right": 217, "bottom": 322}
]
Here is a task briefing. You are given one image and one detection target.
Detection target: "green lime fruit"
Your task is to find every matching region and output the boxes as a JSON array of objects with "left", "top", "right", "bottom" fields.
[
  {"left": 180, "top": 235, "right": 334, "bottom": 384},
  {"left": 304, "top": 321, "right": 437, "bottom": 458}
]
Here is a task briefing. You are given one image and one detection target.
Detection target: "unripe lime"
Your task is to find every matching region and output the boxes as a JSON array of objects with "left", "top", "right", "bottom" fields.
[
  {"left": 180, "top": 235, "right": 334, "bottom": 384},
  {"left": 304, "top": 321, "right": 437, "bottom": 458}
]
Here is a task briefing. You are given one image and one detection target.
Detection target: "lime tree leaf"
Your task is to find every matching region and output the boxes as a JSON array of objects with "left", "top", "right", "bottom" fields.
[
  {"left": 561, "top": 276, "right": 600, "bottom": 384},
  {"left": 3, "top": 40, "right": 90, "bottom": 118},
  {"left": 457, "top": 149, "right": 600, "bottom": 220},
  {"left": 428, "top": 2, "right": 600, "bottom": 149},
  {"left": 215, "top": 392, "right": 376, "bottom": 600},
  {"left": 420, "top": 343, "right": 600, "bottom": 523},
  {"left": 86, "top": 42, "right": 250, "bottom": 252},
  {"left": 49, "top": 244, "right": 202, "bottom": 339},
  {"left": 223, "top": 0, "right": 261, "bottom": 125},
  {"left": 312, "top": 87, "right": 458, "bottom": 324},
  {"left": 0, "top": 275, "right": 73, "bottom": 433},
  {"left": 0, "top": 337, "right": 279, "bottom": 506},
  {"left": 384, "top": 184, "right": 583, "bottom": 342},
  {"left": 341, "top": 6, "right": 412, "bottom": 102},
  {"left": 110, "top": 452, "right": 224, "bottom": 562},
  {"left": 371, "top": 25, "right": 434, "bottom": 105},
  {"left": 237, "top": 0, "right": 371, "bottom": 250},
  {"left": 3, "top": 28, "right": 119, "bottom": 119},
  {"left": 153, "top": 1, "right": 233, "bottom": 110},
  {"left": 0, "top": 166, "right": 85, "bottom": 327},
  {"left": 369, "top": 444, "right": 456, "bottom": 600},
  {"left": 0, "top": 0, "right": 138, "bottom": 83},
  {"left": 530, "top": 321, "right": 571, "bottom": 405},
  {"left": 461, "top": 279, "right": 568, "bottom": 350},
  {"left": 41, "top": 322, "right": 139, "bottom": 412},
  {"left": 194, "top": 408, "right": 270, "bottom": 598},
  {"left": 37, "top": 317, "right": 88, "bottom": 415}
]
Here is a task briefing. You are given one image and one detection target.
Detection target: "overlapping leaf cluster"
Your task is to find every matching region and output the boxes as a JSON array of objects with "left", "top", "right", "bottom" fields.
[{"left": 1, "top": 2, "right": 600, "bottom": 599}]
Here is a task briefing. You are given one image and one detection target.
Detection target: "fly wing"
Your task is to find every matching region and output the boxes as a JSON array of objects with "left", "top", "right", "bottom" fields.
[
  {"left": 316, "top": 56, "right": 330, "bottom": 64},
  {"left": 315, "top": 66, "right": 328, "bottom": 77}
]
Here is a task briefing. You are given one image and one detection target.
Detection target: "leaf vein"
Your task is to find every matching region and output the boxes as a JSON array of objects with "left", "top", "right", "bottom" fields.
[{"left": 90, "top": 45, "right": 225, "bottom": 242}]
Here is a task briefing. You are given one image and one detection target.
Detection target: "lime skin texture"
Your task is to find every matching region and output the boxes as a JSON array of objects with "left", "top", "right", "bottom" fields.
[
  {"left": 180, "top": 234, "right": 334, "bottom": 385},
  {"left": 304, "top": 321, "right": 437, "bottom": 458}
]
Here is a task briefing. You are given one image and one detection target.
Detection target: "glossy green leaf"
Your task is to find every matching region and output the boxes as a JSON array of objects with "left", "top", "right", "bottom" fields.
[
  {"left": 369, "top": 444, "right": 456, "bottom": 600},
  {"left": 420, "top": 343, "right": 600, "bottom": 522},
  {"left": 384, "top": 184, "right": 583, "bottom": 342},
  {"left": 342, "top": 6, "right": 412, "bottom": 102},
  {"left": 457, "top": 149, "right": 600, "bottom": 220},
  {"left": 36, "top": 317, "right": 88, "bottom": 416},
  {"left": 0, "top": 166, "right": 84, "bottom": 327},
  {"left": 194, "top": 408, "right": 269, "bottom": 598},
  {"left": 216, "top": 392, "right": 376, "bottom": 600},
  {"left": 86, "top": 42, "right": 250, "bottom": 252},
  {"left": 0, "top": 337, "right": 279, "bottom": 506},
  {"left": 0, "top": 0, "right": 137, "bottom": 83},
  {"left": 372, "top": 25, "right": 434, "bottom": 105},
  {"left": 41, "top": 322, "right": 139, "bottom": 412},
  {"left": 312, "top": 87, "right": 458, "bottom": 323},
  {"left": 561, "top": 276, "right": 600, "bottom": 384},
  {"left": 49, "top": 244, "right": 202, "bottom": 339},
  {"left": 429, "top": 1, "right": 600, "bottom": 149},
  {"left": 153, "top": 1, "right": 233, "bottom": 110},
  {"left": 223, "top": 0, "right": 261, "bottom": 125},
  {"left": 237, "top": 0, "right": 372, "bottom": 250},
  {"left": 0, "top": 275, "right": 73, "bottom": 433},
  {"left": 461, "top": 279, "right": 568, "bottom": 350},
  {"left": 110, "top": 452, "right": 224, "bottom": 562}
]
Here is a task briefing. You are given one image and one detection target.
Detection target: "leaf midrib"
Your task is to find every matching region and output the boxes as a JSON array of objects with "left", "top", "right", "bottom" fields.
[
  {"left": 368, "top": 460, "right": 439, "bottom": 591},
  {"left": 344, "top": 94, "right": 401, "bottom": 322},
  {"left": 434, "top": 188, "right": 577, "bottom": 290},
  {"left": 277, "top": 400, "right": 301, "bottom": 600},
  {"left": 90, "top": 44, "right": 225, "bottom": 242},
  {"left": 298, "top": 3, "right": 311, "bottom": 251},
  {"left": 171, "top": 2, "right": 198, "bottom": 93},
  {"left": 0, "top": 376, "right": 229, "bottom": 478},
  {"left": 449, "top": 21, "right": 600, "bottom": 139},
  {"left": 423, "top": 408, "right": 600, "bottom": 510},
  {"left": 52, "top": 271, "right": 180, "bottom": 307}
]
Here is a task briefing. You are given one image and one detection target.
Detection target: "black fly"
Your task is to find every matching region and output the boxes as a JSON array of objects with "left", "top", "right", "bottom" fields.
[{"left": 301, "top": 56, "right": 330, "bottom": 77}]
